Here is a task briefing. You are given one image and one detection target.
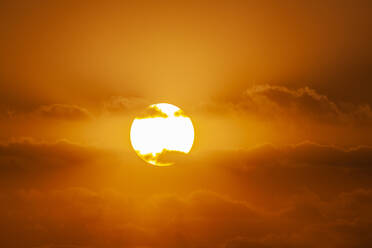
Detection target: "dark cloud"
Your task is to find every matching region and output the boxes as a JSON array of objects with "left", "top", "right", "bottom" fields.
[
  {"left": 0, "top": 138, "right": 371, "bottom": 247},
  {"left": 139, "top": 149, "right": 188, "bottom": 166},
  {"left": 207, "top": 142, "right": 372, "bottom": 200},
  {"left": 1, "top": 137, "right": 372, "bottom": 195},
  {"left": 244, "top": 85, "right": 341, "bottom": 121},
  {"left": 103, "top": 96, "right": 149, "bottom": 114},
  {"left": 0, "top": 138, "right": 106, "bottom": 184},
  {"left": 136, "top": 105, "right": 168, "bottom": 119},
  {"left": 33, "top": 104, "right": 93, "bottom": 121},
  {"left": 0, "top": 189, "right": 268, "bottom": 248},
  {"left": 214, "top": 142, "right": 372, "bottom": 170},
  {"left": 0, "top": 104, "right": 93, "bottom": 121},
  {"left": 0, "top": 138, "right": 101, "bottom": 166},
  {"left": 0, "top": 187, "right": 372, "bottom": 248},
  {"left": 214, "top": 85, "right": 372, "bottom": 125}
]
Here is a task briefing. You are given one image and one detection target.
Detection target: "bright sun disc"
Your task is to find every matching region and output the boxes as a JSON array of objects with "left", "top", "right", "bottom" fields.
[{"left": 130, "top": 103, "right": 194, "bottom": 166}]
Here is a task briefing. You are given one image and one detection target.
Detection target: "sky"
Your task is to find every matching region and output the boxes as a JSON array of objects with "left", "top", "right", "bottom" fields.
[{"left": 1, "top": 0, "right": 372, "bottom": 247}]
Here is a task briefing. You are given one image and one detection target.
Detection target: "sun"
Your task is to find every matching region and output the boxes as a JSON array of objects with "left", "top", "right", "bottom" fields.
[{"left": 130, "top": 103, "right": 195, "bottom": 166}]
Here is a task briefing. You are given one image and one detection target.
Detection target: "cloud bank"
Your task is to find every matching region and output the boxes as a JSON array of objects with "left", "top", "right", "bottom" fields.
[{"left": 0, "top": 139, "right": 371, "bottom": 247}]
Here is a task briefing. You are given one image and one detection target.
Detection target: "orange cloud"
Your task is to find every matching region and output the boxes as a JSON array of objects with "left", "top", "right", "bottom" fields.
[
  {"left": 0, "top": 138, "right": 106, "bottom": 187},
  {"left": 210, "top": 85, "right": 372, "bottom": 126},
  {"left": 34, "top": 104, "right": 93, "bottom": 121},
  {"left": 103, "top": 96, "right": 149, "bottom": 114},
  {"left": 0, "top": 187, "right": 371, "bottom": 248},
  {"left": 0, "top": 138, "right": 371, "bottom": 247}
]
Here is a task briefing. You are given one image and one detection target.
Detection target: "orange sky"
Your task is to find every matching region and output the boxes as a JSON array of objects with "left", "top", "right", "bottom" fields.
[{"left": 1, "top": 1, "right": 372, "bottom": 247}]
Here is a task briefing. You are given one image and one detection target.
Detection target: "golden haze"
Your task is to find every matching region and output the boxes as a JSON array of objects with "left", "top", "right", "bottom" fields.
[{"left": 0, "top": 1, "right": 372, "bottom": 247}]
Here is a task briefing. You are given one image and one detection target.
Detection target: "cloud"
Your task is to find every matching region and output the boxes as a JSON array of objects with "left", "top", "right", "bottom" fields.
[
  {"left": 223, "top": 188, "right": 372, "bottom": 248},
  {"left": 135, "top": 105, "right": 168, "bottom": 119},
  {"left": 33, "top": 104, "right": 93, "bottom": 121},
  {"left": 216, "top": 142, "right": 372, "bottom": 169},
  {"left": 0, "top": 187, "right": 140, "bottom": 247},
  {"left": 103, "top": 96, "right": 149, "bottom": 114},
  {"left": 0, "top": 138, "right": 106, "bottom": 181},
  {"left": 1, "top": 187, "right": 372, "bottom": 248},
  {"left": 1, "top": 137, "right": 371, "bottom": 196},
  {"left": 1, "top": 104, "right": 93, "bottom": 122},
  {"left": 210, "top": 84, "right": 372, "bottom": 125},
  {"left": 1, "top": 137, "right": 371, "bottom": 194},
  {"left": 139, "top": 149, "right": 188, "bottom": 166},
  {"left": 0, "top": 138, "right": 371, "bottom": 247},
  {"left": 0, "top": 189, "right": 268, "bottom": 248},
  {"left": 244, "top": 85, "right": 341, "bottom": 121}
]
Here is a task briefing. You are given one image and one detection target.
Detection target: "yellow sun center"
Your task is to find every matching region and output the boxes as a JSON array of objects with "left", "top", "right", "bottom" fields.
[{"left": 130, "top": 103, "right": 194, "bottom": 166}]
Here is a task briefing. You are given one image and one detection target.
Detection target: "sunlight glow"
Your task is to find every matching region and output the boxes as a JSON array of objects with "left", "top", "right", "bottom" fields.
[{"left": 130, "top": 103, "right": 194, "bottom": 166}]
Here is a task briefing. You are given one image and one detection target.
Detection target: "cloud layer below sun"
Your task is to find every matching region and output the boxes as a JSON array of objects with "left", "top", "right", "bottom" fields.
[{"left": 1, "top": 139, "right": 372, "bottom": 247}]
